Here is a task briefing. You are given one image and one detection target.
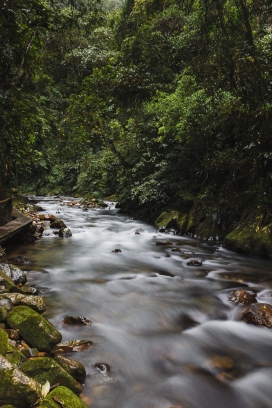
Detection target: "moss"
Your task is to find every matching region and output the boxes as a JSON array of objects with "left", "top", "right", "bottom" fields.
[
  {"left": 0, "top": 355, "right": 41, "bottom": 407},
  {"left": 195, "top": 215, "right": 224, "bottom": 241},
  {"left": 187, "top": 208, "right": 198, "bottom": 232},
  {"left": 0, "top": 329, "right": 8, "bottom": 355},
  {"left": 54, "top": 355, "right": 86, "bottom": 383},
  {"left": 7, "top": 306, "right": 62, "bottom": 352},
  {"left": 225, "top": 219, "right": 272, "bottom": 257},
  {"left": 38, "top": 386, "right": 88, "bottom": 408},
  {"left": 21, "top": 357, "right": 82, "bottom": 395},
  {"left": 155, "top": 210, "right": 181, "bottom": 229}
]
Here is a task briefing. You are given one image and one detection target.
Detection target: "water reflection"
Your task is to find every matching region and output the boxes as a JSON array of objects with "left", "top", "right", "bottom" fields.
[{"left": 6, "top": 197, "right": 272, "bottom": 408}]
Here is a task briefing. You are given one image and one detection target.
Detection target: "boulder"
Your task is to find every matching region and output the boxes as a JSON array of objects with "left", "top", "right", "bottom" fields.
[
  {"left": 0, "top": 269, "right": 15, "bottom": 291},
  {"left": 242, "top": 303, "right": 272, "bottom": 327},
  {"left": 58, "top": 228, "right": 72, "bottom": 238},
  {"left": 21, "top": 357, "right": 82, "bottom": 395},
  {"left": 38, "top": 386, "right": 88, "bottom": 408},
  {"left": 229, "top": 290, "right": 257, "bottom": 304},
  {"left": 7, "top": 306, "right": 62, "bottom": 352},
  {"left": 50, "top": 219, "right": 67, "bottom": 229},
  {"left": 54, "top": 355, "right": 86, "bottom": 383},
  {"left": 1, "top": 293, "right": 46, "bottom": 313},
  {"left": 0, "top": 355, "right": 41, "bottom": 407}
]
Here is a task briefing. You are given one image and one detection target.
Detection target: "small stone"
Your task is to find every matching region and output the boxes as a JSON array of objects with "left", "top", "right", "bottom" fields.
[
  {"left": 229, "top": 290, "right": 256, "bottom": 304},
  {"left": 156, "top": 241, "right": 173, "bottom": 246},
  {"left": 62, "top": 316, "right": 91, "bottom": 326},
  {"left": 111, "top": 249, "right": 122, "bottom": 253},
  {"left": 50, "top": 219, "right": 67, "bottom": 229},
  {"left": 171, "top": 248, "right": 181, "bottom": 252},
  {"left": 187, "top": 259, "right": 202, "bottom": 266},
  {"left": 242, "top": 303, "right": 272, "bottom": 327}
]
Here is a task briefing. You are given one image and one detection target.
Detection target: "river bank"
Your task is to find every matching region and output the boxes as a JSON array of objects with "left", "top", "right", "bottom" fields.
[
  {"left": 2, "top": 196, "right": 272, "bottom": 408},
  {"left": 118, "top": 200, "right": 272, "bottom": 258}
]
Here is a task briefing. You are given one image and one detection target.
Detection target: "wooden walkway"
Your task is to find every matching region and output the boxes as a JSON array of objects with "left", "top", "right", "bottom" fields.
[{"left": 0, "top": 209, "right": 32, "bottom": 244}]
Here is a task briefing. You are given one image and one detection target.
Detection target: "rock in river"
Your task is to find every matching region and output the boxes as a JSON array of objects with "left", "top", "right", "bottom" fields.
[
  {"left": 0, "top": 293, "right": 46, "bottom": 313},
  {"left": 242, "top": 303, "right": 272, "bottom": 327},
  {"left": 7, "top": 305, "right": 62, "bottom": 352},
  {"left": 229, "top": 289, "right": 256, "bottom": 304},
  {"left": 62, "top": 315, "right": 91, "bottom": 325}
]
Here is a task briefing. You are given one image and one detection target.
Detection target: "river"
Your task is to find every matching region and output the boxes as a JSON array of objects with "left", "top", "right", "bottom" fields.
[{"left": 5, "top": 196, "right": 272, "bottom": 408}]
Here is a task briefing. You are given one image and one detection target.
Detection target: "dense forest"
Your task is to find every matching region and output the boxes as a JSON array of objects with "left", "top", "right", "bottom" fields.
[{"left": 1, "top": 0, "right": 272, "bottom": 256}]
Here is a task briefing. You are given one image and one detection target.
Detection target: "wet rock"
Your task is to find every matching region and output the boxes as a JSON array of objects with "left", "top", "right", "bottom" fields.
[
  {"left": 135, "top": 228, "right": 145, "bottom": 234},
  {"left": 242, "top": 303, "right": 272, "bottom": 327},
  {"left": 62, "top": 315, "right": 91, "bottom": 326},
  {"left": 0, "top": 328, "right": 9, "bottom": 355},
  {"left": 8, "top": 256, "right": 31, "bottom": 265},
  {"left": 20, "top": 347, "right": 39, "bottom": 358},
  {"left": 0, "top": 355, "right": 41, "bottom": 407},
  {"left": 1, "top": 293, "right": 46, "bottom": 313},
  {"left": 38, "top": 385, "right": 88, "bottom": 408},
  {"left": 50, "top": 219, "right": 67, "bottom": 229},
  {"left": 52, "top": 340, "right": 93, "bottom": 354},
  {"left": 171, "top": 248, "right": 181, "bottom": 252},
  {"left": 229, "top": 290, "right": 257, "bottom": 304},
  {"left": 0, "top": 264, "right": 27, "bottom": 285},
  {"left": 7, "top": 305, "right": 62, "bottom": 352},
  {"left": 58, "top": 227, "right": 72, "bottom": 238},
  {"left": 54, "top": 355, "right": 86, "bottom": 383},
  {"left": 187, "top": 259, "right": 203, "bottom": 266},
  {"left": 111, "top": 248, "right": 122, "bottom": 253},
  {"left": 38, "top": 214, "right": 56, "bottom": 222},
  {"left": 21, "top": 357, "right": 82, "bottom": 395},
  {"left": 94, "top": 363, "right": 110, "bottom": 375},
  {"left": 156, "top": 241, "right": 173, "bottom": 246}
]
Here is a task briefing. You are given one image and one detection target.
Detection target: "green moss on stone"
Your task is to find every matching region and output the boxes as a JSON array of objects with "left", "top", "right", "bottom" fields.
[
  {"left": 225, "top": 218, "right": 272, "bottom": 257},
  {"left": 0, "top": 307, "right": 8, "bottom": 323},
  {"left": 0, "top": 329, "right": 8, "bottom": 355},
  {"left": 0, "top": 355, "right": 41, "bottom": 407},
  {"left": 21, "top": 357, "right": 82, "bottom": 395},
  {"left": 155, "top": 211, "right": 181, "bottom": 229},
  {"left": 38, "top": 386, "right": 88, "bottom": 408},
  {"left": 7, "top": 306, "right": 62, "bottom": 352},
  {"left": 0, "top": 270, "right": 15, "bottom": 291}
]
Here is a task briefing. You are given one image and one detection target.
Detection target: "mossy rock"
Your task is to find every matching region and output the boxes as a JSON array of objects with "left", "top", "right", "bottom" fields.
[
  {"left": 195, "top": 214, "right": 224, "bottom": 241},
  {"left": 21, "top": 357, "right": 82, "bottom": 395},
  {"left": 0, "top": 307, "right": 8, "bottom": 323},
  {"left": 7, "top": 306, "right": 62, "bottom": 352},
  {"left": 155, "top": 210, "right": 181, "bottom": 229},
  {"left": 38, "top": 386, "right": 88, "bottom": 408},
  {"left": 54, "top": 355, "right": 86, "bottom": 383},
  {"left": 225, "top": 220, "right": 272, "bottom": 257},
  {"left": 0, "top": 328, "right": 8, "bottom": 355},
  {"left": 4, "top": 343, "right": 27, "bottom": 365},
  {"left": 0, "top": 355, "right": 41, "bottom": 407}
]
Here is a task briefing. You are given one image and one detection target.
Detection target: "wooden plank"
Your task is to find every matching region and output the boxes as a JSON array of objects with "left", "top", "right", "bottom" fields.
[{"left": 0, "top": 209, "right": 32, "bottom": 244}]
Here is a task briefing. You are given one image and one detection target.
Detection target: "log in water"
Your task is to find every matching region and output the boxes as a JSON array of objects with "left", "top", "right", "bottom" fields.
[{"left": 6, "top": 197, "right": 272, "bottom": 408}]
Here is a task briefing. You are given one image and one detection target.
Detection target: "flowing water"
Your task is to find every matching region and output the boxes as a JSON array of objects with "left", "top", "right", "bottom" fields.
[{"left": 5, "top": 197, "right": 272, "bottom": 408}]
